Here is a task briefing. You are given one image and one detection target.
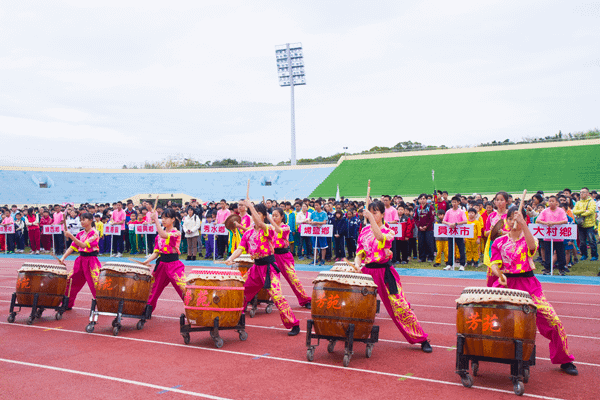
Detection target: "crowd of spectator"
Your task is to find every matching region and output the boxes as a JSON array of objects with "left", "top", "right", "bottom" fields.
[{"left": 1, "top": 188, "right": 599, "bottom": 275}]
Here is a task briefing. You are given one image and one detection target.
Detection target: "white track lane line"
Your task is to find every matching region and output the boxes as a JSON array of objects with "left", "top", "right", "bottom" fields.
[
  {"left": 0, "top": 357, "right": 232, "bottom": 399},
  {"left": 1, "top": 305, "right": 599, "bottom": 367},
  {"left": 0, "top": 322, "right": 567, "bottom": 400}
]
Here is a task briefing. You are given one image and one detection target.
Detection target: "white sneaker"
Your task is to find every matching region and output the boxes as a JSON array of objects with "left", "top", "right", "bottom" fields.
[
  {"left": 35, "top": 251, "right": 39, "bottom": 255},
  {"left": 459, "top": 265, "right": 465, "bottom": 271},
  {"left": 443, "top": 265, "right": 453, "bottom": 271},
  {"left": 116, "top": 253, "right": 122, "bottom": 258}
]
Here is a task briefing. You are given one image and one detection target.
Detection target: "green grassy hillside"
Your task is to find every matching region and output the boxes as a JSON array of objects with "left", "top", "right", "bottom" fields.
[{"left": 311, "top": 144, "right": 599, "bottom": 198}]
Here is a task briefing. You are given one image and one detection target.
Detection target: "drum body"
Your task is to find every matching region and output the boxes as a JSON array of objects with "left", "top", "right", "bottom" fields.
[
  {"left": 311, "top": 271, "right": 377, "bottom": 340},
  {"left": 456, "top": 287, "right": 537, "bottom": 361},
  {"left": 184, "top": 268, "right": 245, "bottom": 328},
  {"left": 16, "top": 263, "right": 68, "bottom": 307},
  {"left": 96, "top": 263, "right": 151, "bottom": 315}
]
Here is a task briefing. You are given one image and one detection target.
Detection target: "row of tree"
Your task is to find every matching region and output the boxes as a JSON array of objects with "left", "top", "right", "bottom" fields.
[{"left": 123, "top": 128, "right": 599, "bottom": 169}]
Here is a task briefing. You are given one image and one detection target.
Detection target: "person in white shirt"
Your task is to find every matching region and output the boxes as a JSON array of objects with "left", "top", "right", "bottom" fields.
[
  {"left": 294, "top": 203, "right": 312, "bottom": 260},
  {"left": 183, "top": 208, "right": 202, "bottom": 260}
]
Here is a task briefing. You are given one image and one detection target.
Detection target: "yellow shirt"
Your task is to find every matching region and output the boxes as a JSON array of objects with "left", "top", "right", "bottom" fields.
[
  {"left": 95, "top": 221, "right": 104, "bottom": 238},
  {"left": 467, "top": 219, "right": 482, "bottom": 239}
]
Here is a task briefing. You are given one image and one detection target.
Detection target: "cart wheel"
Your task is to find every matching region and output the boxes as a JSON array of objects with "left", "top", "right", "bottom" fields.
[
  {"left": 343, "top": 354, "right": 351, "bottom": 367},
  {"left": 112, "top": 326, "right": 120, "bottom": 336},
  {"left": 461, "top": 374, "right": 473, "bottom": 388},
  {"left": 239, "top": 331, "right": 248, "bottom": 341},
  {"left": 306, "top": 348, "right": 315, "bottom": 362},
  {"left": 248, "top": 309, "right": 255, "bottom": 318},
  {"left": 209, "top": 330, "right": 217, "bottom": 339},
  {"left": 55, "top": 312, "right": 63, "bottom": 321},
  {"left": 513, "top": 381, "right": 524, "bottom": 396},
  {"left": 111, "top": 319, "right": 118, "bottom": 328},
  {"left": 36, "top": 309, "right": 44, "bottom": 319},
  {"left": 7, "top": 314, "right": 15, "bottom": 323},
  {"left": 26, "top": 316, "right": 34, "bottom": 325},
  {"left": 472, "top": 362, "right": 479, "bottom": 377},
  {"left": 327, "top": 340, "right": 336, "bottom": 353},
  {"left": 182, "top": 333, "right": 190, "bottom": 344},
  {"left": 523, "top": 368, "right": 530, "bottom": 384},
  {"left": 214, "top": 338, "right": 224, "bottom": 348},
  {"left": 366, "top": 344, "right": 373, "bottom": 358},
  {"left": 86, "top": 323, "right": 95, "bottom": 333},
  {"left": 136, "top": 320, "right": 144, "bottom": 330},
  {"left": 265, "top": 304, "right": 273, "bottom": 314},
  {"left": 180, "top": 313, "right": 186, "bottom": 326}
]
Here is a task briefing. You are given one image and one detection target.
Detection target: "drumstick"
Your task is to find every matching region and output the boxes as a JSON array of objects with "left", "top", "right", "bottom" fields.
[
  {"left": 364, "top": 180, "right": 371, "bottom": 225},
  {"left": 127, "top": 257, "right": 148, "bottom": 266},
  {"left": 246, "top": 179, "right": 250, "bottom": 200},
  {"left": 51, "top": 252, "right": 66, "bottom": 266},
  {"left": 513, "top": 189, "right": 527, "bottom": 229}
]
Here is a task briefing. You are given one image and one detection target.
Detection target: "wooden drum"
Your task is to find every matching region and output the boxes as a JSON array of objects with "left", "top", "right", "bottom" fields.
[
  {"left": 456, "top": 287, "right": 537, "bottom": 361},
  {"left": 16, "top": 263, "right": 68, "bottom": 307},
  {"left": 96, "top": 262, "right": 152, "bottom": 316},
  {"left": 311, "top": 270, "right": 378, "bottom": 340},
  {"left": 231, "top": 254, "right": 253, "bottom": 278},
  {"left": 184, "top": 268, "right": 245, "bottom": 328}
]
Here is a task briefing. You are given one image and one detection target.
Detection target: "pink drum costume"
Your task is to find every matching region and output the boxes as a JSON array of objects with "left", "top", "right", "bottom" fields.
[
  {"left": 147, "top": 228, "right": 186, "bottom": 311},
  {"left": 484, "top": 211, "right": 510, "bottom": 287},
  {"left": 491, "top": 235, "right": 575, "bottom": 365},
  {"left": 65, "top": 229, "right": 101, "bottom": 308},
  {"left": 273, "top": 223, "right": 311, "bottom": 307},
  {"left": 239, "top": 226, "right": 299, "bottom": 329},
  {"left": 358, "top": 224, "right": 429, "bottom": 345}
]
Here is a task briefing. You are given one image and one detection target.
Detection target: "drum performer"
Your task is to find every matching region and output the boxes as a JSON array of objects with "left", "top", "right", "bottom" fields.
[
  {"left": 489, "top": 206, "right": 578, "bottom": 375},
  {"left": 270, "top": 207, "right": 311, "bottom": 309},
  {"left": 355, "top": 200, "right": 432, "bottom": 353},
  {"left": 59, "top": 212, "right": 101, "bottom": 309},
  {"left": 142, "top": 209, "right": 186, "bottom": 312},
  {"left": 226, "top": 201, "right": 301, "bottom": 336},
  {"left": 483, "top": 191, "right": 511, "bottom": 287}
]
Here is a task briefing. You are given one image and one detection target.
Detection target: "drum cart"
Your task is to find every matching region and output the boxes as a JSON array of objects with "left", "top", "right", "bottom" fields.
[
  {"left": 455, "top": 334, "right": 536, "bottom": 396},
  {"left": 179, "top": 313, "right": 247, "bottom": 348},
  {"left": 85, "top": 298, "right": 152, "bottom": 336},
  {"left": 245, "top": 293, "right": 274, "bottom": 318},
  {"left": 7, "top": 292, "right": 69, "bottom": 325},
  {"left": 305, "top": 319, "right": 379, "bottom": 367}
]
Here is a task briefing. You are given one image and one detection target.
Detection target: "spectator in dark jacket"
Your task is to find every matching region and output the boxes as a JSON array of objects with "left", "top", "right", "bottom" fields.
[
  {"left": 332, "top": 210, "right": 348, "bottom": 260},
  {"left": 415, "top": 194, "right": 435, "bottom": 262},
  {"left": 346, "top": 210, "right": 360, "bottom": 258}
]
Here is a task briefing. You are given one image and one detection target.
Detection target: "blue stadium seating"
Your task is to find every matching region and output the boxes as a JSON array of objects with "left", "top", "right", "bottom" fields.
[{"left": 0, "top": 167, "right": 336, "bottom": 204}]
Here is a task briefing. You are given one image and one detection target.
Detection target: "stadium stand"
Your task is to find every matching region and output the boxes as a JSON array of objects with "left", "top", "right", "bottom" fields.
[
  {"left": 0, "top": 165, "right": 336, "bottom": 204},
  {"left": 311, "top": 142, "right": 600, "bottom": 198}
]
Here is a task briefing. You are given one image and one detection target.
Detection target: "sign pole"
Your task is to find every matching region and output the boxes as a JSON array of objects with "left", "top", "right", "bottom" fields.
[
  {"left": 145, "top": 233, "right": 148, "bottom": 257},
  {"left": 550, "top": 240, "right": 554, "bottom": 276},
  {"left": 51, "top": 232, "right": 55, "bottom": 256},
  {"left": 3, "top": 233, "right": 6, "bottom": 254},
  {"left": 110, "top": 228, "right": 113, "bottom": 258},
  {"left": 213, "top": 233, "right": 216, "bottom": 262}
]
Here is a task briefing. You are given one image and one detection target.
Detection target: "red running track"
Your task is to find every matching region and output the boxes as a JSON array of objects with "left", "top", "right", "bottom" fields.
[{"left": 0, "top": 258, "right": 598, "bottom": 400}]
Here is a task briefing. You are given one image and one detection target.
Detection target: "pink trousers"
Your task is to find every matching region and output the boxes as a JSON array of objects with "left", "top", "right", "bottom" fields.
[
  {"left": 65, "top": 256, "right": 101, "bottom": 308},
  {"left": 493, "top": 276, "right": 575, "bottom": 364},
  {"left": 274, "top": 252, "right": 311, "bottom": 307},
  {"left": 243, "top": 264, "right": 299, "bottom": 329},
  {"left": 148, "top": 260, "right": 185, "bottom": 310},
  {"left": 362, "top": 266, "right": 428, "bottom": 344}
]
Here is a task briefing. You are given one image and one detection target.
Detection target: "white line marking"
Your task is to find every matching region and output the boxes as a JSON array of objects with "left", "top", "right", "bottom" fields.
[
  {"left": 0, "top": 323, "right": 568, "bottom": 400},
  {"left": 0, "top": 357, "right": 232, "bottom": 399}
]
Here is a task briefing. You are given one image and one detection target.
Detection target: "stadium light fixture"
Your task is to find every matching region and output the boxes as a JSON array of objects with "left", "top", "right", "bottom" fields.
[{"left": 275, "top": 42, "right": 306, "bottom": 166}]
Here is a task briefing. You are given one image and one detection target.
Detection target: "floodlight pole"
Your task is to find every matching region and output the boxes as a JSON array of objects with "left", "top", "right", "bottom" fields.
[{"left": 288, "top": 43, "right": 297, "bottom": 166}]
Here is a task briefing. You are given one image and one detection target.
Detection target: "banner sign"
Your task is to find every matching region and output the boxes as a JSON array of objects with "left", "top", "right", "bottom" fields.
[
  {"left": 299, "top": 224, "right": 334, "bottom": 237},
  {"left": 529, "top": 224, "right": 577, "bottom": 240},
  {"left": 134, "top": 224, "right": 157, "bottom": 234},
  {"left": 201, "top": 223, "right": 229, "bottom": 236},
  {"left": 388, "top": 223, "right": 404, "bottom": 238},
  {"left": 43, "top": 225, "right": 63, "bottom": 235},
  {"left": 103, "top": 225, "right": 122, "bottom": 236},
  {"left": 434, "top": 223, "right": 474, "bottom": 239}
]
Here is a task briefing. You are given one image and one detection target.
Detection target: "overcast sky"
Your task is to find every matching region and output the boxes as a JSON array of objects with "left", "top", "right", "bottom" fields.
[{"left": 1, "top": 1, "right": 598, "bottom": 168}]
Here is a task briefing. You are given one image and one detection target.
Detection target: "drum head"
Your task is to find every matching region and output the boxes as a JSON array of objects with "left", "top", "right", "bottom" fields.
[
  {"left": 102, "top": 262, "right": 152, "bottom": 276},
  {"left": 186, "top": 268, "right": 244, "bottom": 283},
  {"left": 456, "top": 286, "right": 535, "bottom": 306},
  {"left": 313, "top": 271, "right": 377, "bottom": 288},
  {"left": 233, "top": 254, "right": 254, "bottom": 264},
  {"left": 19, "top": 262, "right": 68, "bottom": 276},
  {"left": 224, "top": 214, "right": 241, "bottom": 231}
]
